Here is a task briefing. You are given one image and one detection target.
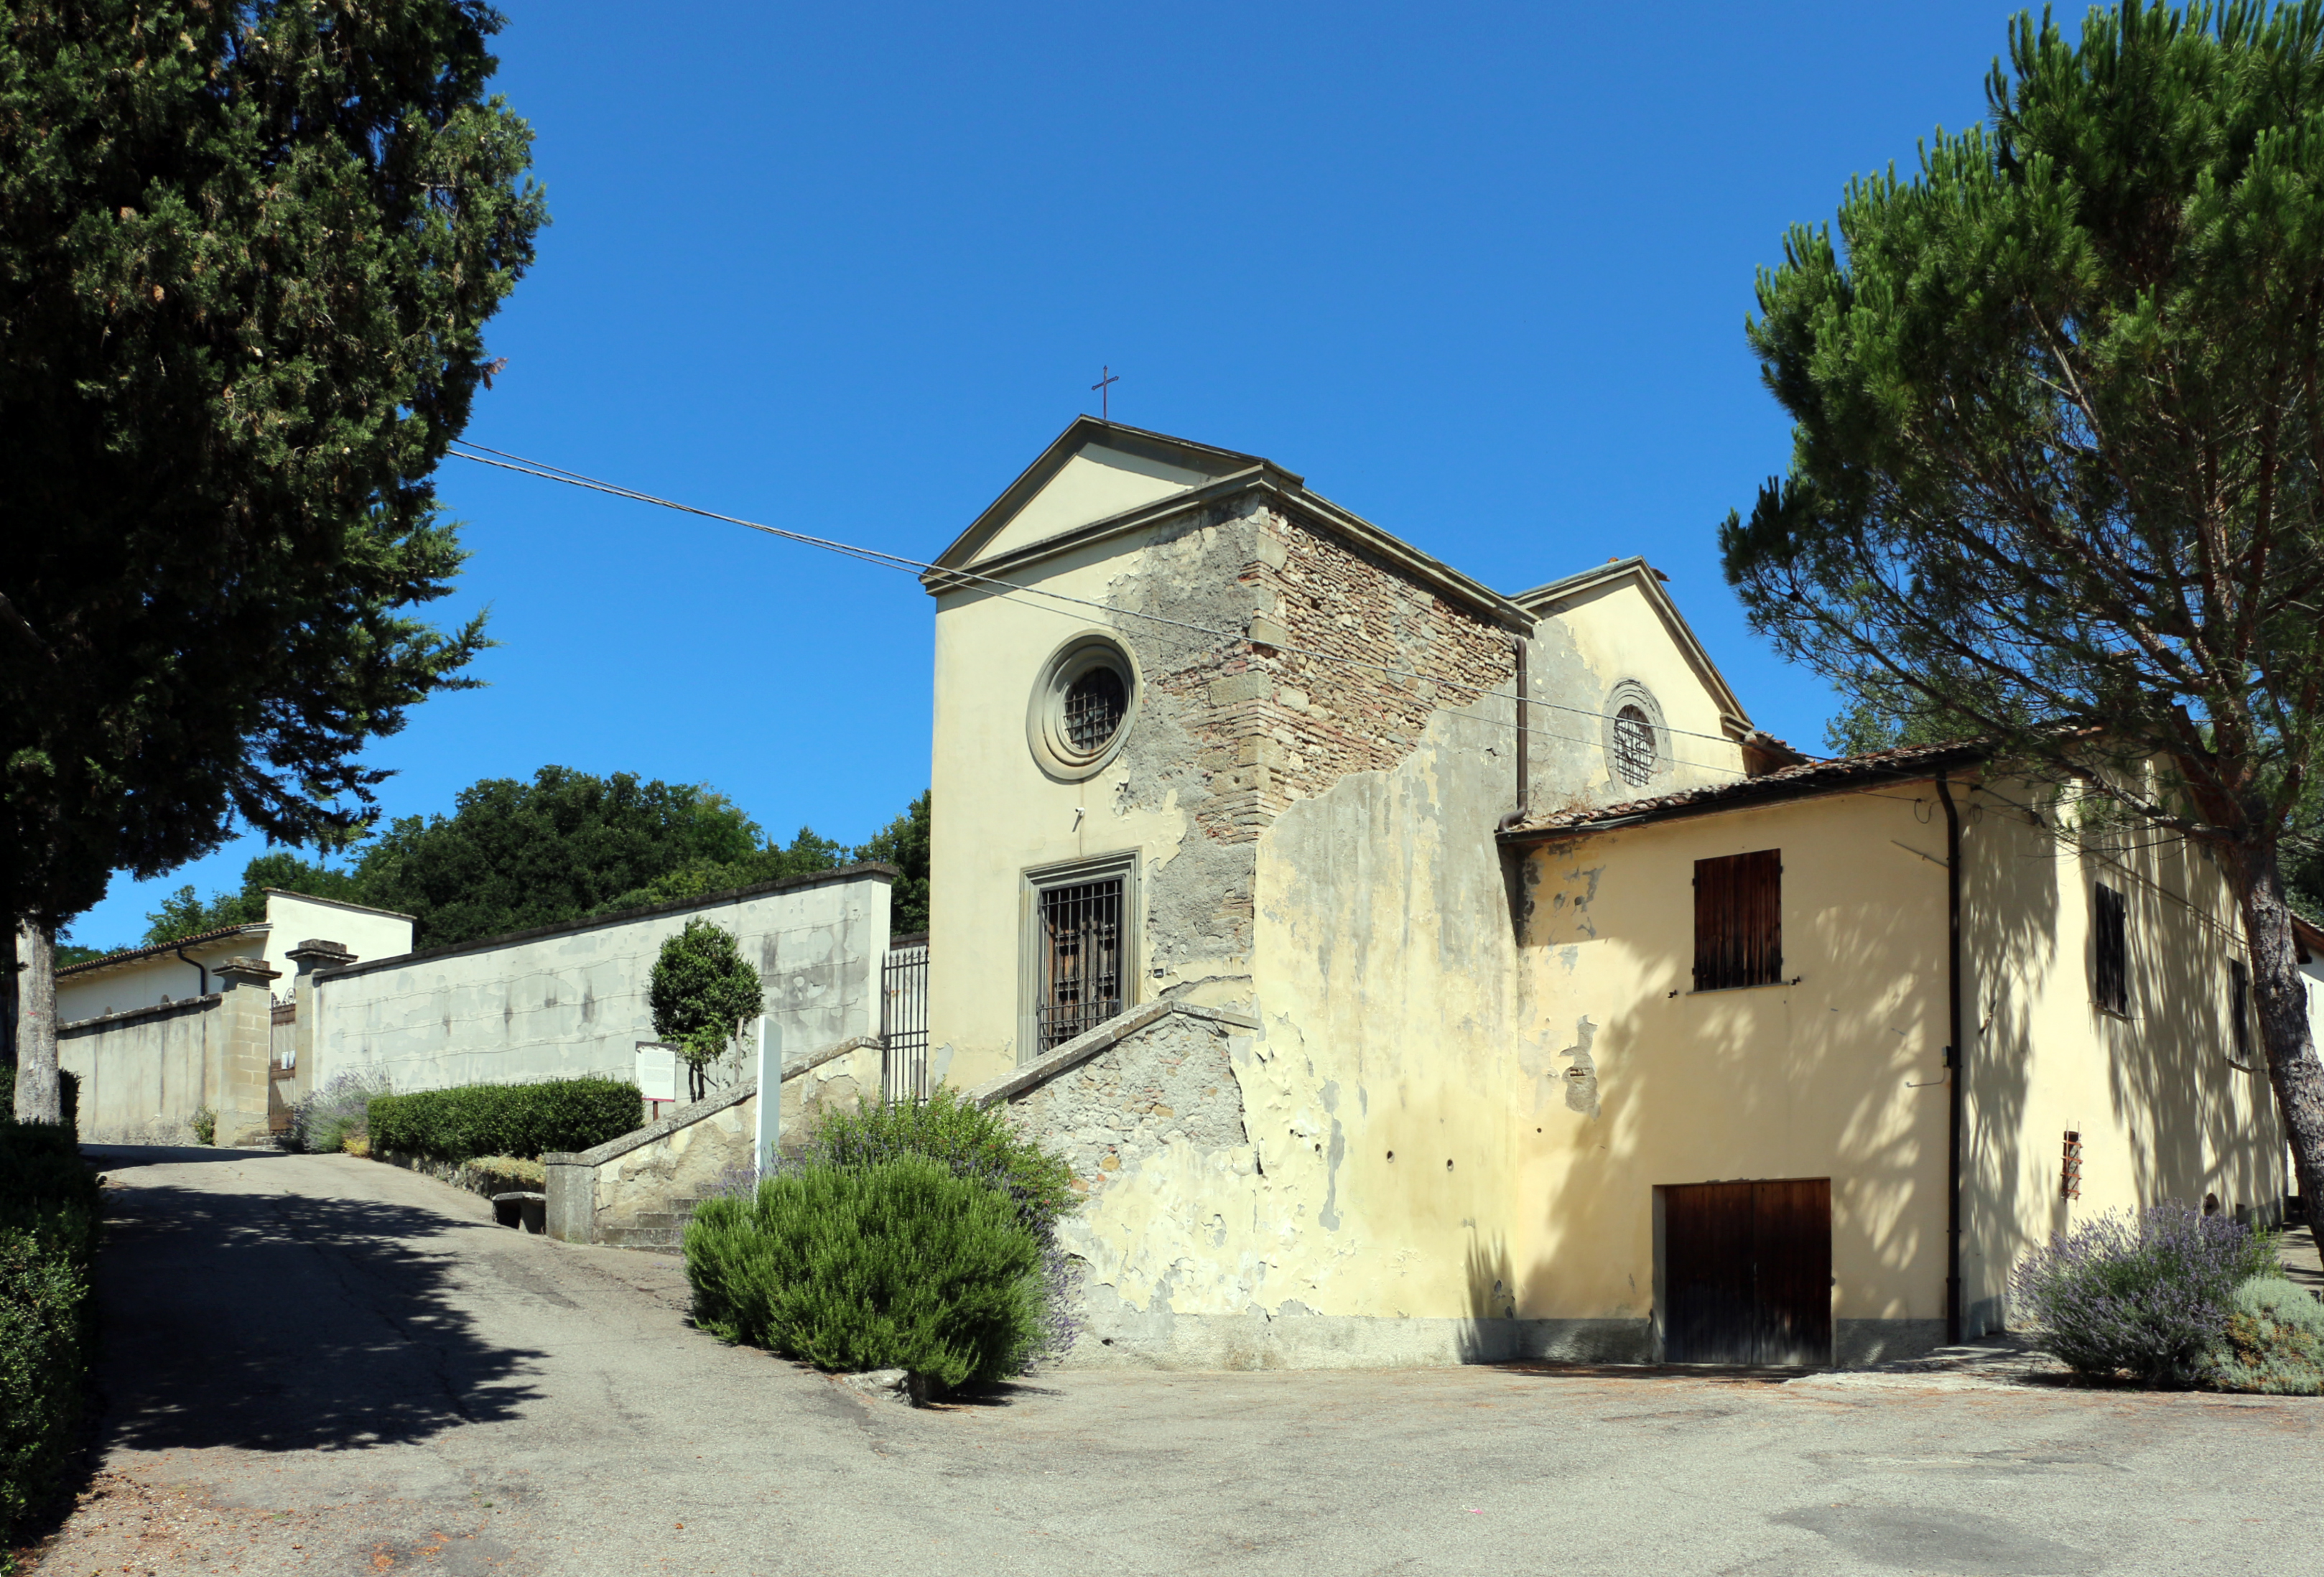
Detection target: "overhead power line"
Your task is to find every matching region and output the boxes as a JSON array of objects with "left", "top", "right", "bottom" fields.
[{"left": 446, "top": 439, "right": 1773, "bottom": 768}]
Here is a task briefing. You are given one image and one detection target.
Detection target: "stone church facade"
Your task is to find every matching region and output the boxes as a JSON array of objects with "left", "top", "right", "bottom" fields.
[{"left": 921, "top": 418, "right": 2286, "bottom": 1368}]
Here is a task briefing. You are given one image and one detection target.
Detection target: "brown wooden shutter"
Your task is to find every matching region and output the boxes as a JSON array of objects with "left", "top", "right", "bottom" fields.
[
  {"left": 1694, "top": 850, "right": 1782, "bottom": 991},
  {"left": 2094, "top": 883, "right": 2127, "bottom": 1014}
]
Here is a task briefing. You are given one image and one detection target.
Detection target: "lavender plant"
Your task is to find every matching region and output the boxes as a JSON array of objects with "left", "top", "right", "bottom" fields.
[
  {"left": 284, "top": 1071, "right": 392, "bottom": 1155},
  {"left": 2009, "top": 1201, "right": 2278, "bottom": 1385}
]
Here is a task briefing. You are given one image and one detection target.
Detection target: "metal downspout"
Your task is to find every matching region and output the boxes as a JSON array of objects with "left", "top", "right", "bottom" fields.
[
  {"left": 174, "top": 946, "right": 209, "bottom": 997},
  {"left": 1937, "top": 771, "right": 1965, "bottom": 1346},
  {"left": 1513, "top": 637, "right": 1530, "bottom": 818}
]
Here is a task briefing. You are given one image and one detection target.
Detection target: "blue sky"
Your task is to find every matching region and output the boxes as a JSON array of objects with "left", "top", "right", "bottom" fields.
[{"left": 75, "top": 0, "right": 2023, "bottom": 947}]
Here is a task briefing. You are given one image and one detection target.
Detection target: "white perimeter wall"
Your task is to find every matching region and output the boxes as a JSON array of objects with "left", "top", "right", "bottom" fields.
[{"left": 312, "top": 867, "right": 892, "bottom": 1094}]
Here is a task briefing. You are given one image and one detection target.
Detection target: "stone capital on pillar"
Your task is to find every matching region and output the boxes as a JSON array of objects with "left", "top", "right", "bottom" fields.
[
  {"left": 215, "top": 956, "right": 282, "bottom": 990},
  {"left": 284, "top": 939, "right": 355, "bottom": 975}
]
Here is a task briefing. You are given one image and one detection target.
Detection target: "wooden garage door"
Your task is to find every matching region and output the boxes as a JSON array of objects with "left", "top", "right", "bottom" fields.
[{"left": 1660, "top": 1178, "right": 1831, "bottom": 1366}]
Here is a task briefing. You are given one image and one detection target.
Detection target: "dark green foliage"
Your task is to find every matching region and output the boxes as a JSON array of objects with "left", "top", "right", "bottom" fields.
[
  {"left": 352, "top": 768, "right": 764, "bottom": 946},
  {"left": 684, "top": 1158, "right": 1043, "bottom": 1390},
  {"left": 141, "top": 852, "right": 368, "bottom": 948},
  {"left": 648, "top": 918, "right": 764, "bottom": 1079},
  {"left": 855, "top": 792, "right": 931, "bottom": 936},
  {"left": 1722, "top": 0, "right": 2324, "bottom": 1201},
  {"left": 0, "top": 1071, "right": 75, "bottom": 1137},
  {"left": 0, "top": 0, "right": 545, "bottom": 930},
  {"left": 117, "top": 776, "right": 932, "bottom": 953},
  {"left": 805, "top": 1086, "right": 1075, "bottom": 1242},
  {"left": 2208, "top": 1275, "right": 2324, "bottom": 1392},
  {"left": 367, "top": 1076, "right": 640, "bottom": 1162},
  {"left": 0, "top": 1120, "right": 101, "bottom": 1543}
]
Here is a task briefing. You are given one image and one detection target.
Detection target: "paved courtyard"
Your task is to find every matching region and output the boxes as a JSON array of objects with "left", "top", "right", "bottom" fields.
[{"left": 23, "top": 1148, "right": 2323, "bottom": 1576}]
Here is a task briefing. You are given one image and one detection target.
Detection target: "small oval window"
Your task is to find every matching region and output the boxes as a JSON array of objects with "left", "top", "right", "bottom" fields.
[{"left": 1612, "top": 704, "right": 1655, "bottom": 787}]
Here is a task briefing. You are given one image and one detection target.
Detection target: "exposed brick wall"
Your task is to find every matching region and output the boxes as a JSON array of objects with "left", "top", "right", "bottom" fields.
[{"left": 1137, "top": 505, "right": 1516, "bottom": 846}]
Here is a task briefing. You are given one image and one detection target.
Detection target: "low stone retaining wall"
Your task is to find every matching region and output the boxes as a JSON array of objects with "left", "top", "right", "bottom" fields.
[{"left": 543, "top": 1035, "right": 884, "bottom": 1247}]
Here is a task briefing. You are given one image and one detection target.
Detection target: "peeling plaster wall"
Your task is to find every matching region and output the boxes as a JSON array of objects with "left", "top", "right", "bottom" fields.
[{"left": 313, "top": 870, "right": 890, "bottom": 1093}]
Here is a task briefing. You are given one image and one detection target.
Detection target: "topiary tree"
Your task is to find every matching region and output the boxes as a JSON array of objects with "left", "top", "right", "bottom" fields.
[{"left": 648, "top": 919, "right": 764, "bottom": 1099}]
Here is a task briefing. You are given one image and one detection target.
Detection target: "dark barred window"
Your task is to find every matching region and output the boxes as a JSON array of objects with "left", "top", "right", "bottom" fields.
[
  {"left": 1037, "top": 878, "right": 1123, "bottom": 1051},
  {"left": 1064, "top": 666, "right": 1127, "bottom": 752},
  {"left": 1613, "top": 704, "right": 1656, "bottom": 787}
]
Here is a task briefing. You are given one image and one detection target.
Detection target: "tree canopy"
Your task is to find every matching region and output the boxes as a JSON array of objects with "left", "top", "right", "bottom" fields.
[
  {"left": 1723, "top": 0, "right": 2324, "bottom": 1208},
  {"left": 0, "top": 1, "right": 546, "bottom": 931},
  {"left": 125, "top": 768, "right": 930, "bottom": 952}
]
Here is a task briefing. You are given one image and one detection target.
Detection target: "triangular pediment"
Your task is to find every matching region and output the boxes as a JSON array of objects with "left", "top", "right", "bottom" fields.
[{"left": 930, "top": 419, "right": 1285, "bottom": 575}]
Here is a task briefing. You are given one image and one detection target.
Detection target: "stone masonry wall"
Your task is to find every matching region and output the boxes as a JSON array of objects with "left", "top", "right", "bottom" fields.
[
  {"left": 1106, "top": 499, "right": 1519, "bottom": 979},
  {"left": 1000, "top": 1009, "right": 1247, "bottom": 1201}
]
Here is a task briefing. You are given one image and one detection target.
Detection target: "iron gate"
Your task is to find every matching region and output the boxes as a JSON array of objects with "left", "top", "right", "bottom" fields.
[{"left": 880, "top": 937, "right": 929, "bottom": 1103}]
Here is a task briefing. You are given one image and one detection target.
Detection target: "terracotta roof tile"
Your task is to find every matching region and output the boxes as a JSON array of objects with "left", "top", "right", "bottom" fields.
[
  {"left": 55, "top": 921, "right": 266, "bottom": 977},
  {"left": 1498, "top": 738, "right": 1990, "bottom": 839}
]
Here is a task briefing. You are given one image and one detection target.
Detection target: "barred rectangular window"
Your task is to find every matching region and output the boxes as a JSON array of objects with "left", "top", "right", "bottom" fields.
[
  {"left": 1036, "top": 878, "right": 1123, "bottom": 1051},
  {"left": 2094, "top": 882, "right": 2129, "bottom": 1015},
  {"left": 1694, "top": 850, "right": 1782, "bottom": 991}
]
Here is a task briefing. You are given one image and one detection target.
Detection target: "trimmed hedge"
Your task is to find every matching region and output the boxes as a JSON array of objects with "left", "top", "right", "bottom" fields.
[
  {"left": 367, "top": 1076, "right": 643, "bottom": 1162},
  {"left": 0, "top": 1067, "right": 80, "bottom": 1133},
  {"left": 0, "top": 1117, "right": 100, "bottom": 1543},
  {"left": 686, "top": 1156, "right": 1043, "bottom": 1390}
]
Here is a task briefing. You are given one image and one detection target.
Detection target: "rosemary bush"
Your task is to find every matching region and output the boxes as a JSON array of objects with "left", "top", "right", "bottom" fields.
[
  {"left": 685, "top": 1156, "right": 1043, "bottom": 1390},
  {"left": 2010, "top": 1201, "right": 2277, "bottom": 1385}
]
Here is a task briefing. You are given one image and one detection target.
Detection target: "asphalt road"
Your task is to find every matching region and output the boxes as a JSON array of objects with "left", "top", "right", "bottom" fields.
[{"left": 25, "top": 1146, "right": 2324, "bottom": 1576}]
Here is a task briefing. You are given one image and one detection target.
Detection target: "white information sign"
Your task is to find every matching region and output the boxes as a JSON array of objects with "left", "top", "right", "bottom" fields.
[{"left": 634, "top": 1042, "right": 680, "bottom": 1104}]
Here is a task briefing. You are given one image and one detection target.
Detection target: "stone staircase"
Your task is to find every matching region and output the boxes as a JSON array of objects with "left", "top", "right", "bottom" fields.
[{"left": 596, "top": 1198, "right": 707, "bottom": 1254}]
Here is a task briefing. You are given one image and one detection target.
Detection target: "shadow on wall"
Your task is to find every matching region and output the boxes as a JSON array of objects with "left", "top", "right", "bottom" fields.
[
  {"left": 1512, "top": 786, "right": 2065, "bottom": 1344},
  {"left": 93, "top": 1174, "right": 544, "bottom": 1452}
]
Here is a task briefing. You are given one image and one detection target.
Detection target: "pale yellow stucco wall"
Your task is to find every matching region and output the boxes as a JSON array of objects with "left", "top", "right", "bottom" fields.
[
  {"left": 926, "top": 517, "right": 1232, "bottom": 1090},
  {"left": 1520, "top": 791, "right": 1954, "bottom": 1333},
  {"left": 1518, "top": 771, "right": 2285, "bottom": 1341},
  {"left": 1525, "top": 575, "right": 1746, "bottom": 806}
]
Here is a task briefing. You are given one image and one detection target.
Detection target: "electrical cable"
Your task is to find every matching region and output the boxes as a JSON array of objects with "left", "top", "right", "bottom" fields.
[{"left": 447, "top": 440, "right": 1780, "bottom": 764}]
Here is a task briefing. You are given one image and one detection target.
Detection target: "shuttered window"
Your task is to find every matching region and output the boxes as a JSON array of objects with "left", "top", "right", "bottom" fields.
[
  {"left": 1694, "top": 850, "right": 1782, "bottom": 991},
  {"left": 2231, "top": 959, "right": 2251, "bottom": 1061},
  {"left": 2094, "top": 882, "right": 2128, "bottom": 1015}
]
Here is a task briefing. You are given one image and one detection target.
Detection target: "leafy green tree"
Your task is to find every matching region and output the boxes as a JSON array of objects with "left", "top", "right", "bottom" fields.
[
  {"left": 139, "top": 852, "right": 366, "bottom": 947},
  {"left": 856, "top": 791, "right": 931, "bottom": 935},
  {"left": 353, "top": 768, "right": 763, "bottom": 947},
  {"left": 649, "top": 918, "right": 765, "bottom": 1099},
  {"left": 2, "top": 1, "right": 545, "bottom": 1120},
  {"left": 1721, "top": 1, "right": 2324, "bottom": 1213}
]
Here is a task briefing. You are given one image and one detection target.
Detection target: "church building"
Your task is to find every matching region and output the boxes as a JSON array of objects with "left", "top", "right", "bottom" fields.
[{"left": 916, "top": 417, "right": 2287, "bottom": 1369}]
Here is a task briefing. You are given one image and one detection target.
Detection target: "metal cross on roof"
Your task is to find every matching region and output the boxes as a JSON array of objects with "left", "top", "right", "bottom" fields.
[{"left": 1091, "top": 365, "right": 1119, "bottom": 422}]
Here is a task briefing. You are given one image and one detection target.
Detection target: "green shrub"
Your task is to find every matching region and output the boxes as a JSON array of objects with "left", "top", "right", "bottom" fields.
[
  {"left": 804, "top": 1087, "right": 1076, "bottom": 1239},
  {"left": 685, "top": 1156, "right": 1042, "bottom": 1391},
  {"left": 0, "top": 1120, "right": 101, "bottom": 1543},
  {"left": 0, "top": 1068, "right": 80, "bottom": 1133},
  {"left": 2009, "top": 1201, "right": 2279, "bottom": 1384},
  {"left": 367, "top": 1076, "right": 642, "bottom": 1162},
  {"left": 189, "top": 1105, "right": 217, "bottom": 1147},
  {"left": 2207, "top": 1276, "right": 2324, "bottom": 1395}
]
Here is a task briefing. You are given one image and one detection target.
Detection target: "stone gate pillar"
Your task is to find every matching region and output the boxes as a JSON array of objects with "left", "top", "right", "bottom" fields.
[{"left": 215, "top": 956, "right": 282, "bottom": 1148}]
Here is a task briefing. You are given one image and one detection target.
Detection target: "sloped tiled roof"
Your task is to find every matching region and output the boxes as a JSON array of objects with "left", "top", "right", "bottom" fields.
[
  {"left": 1497, "top": 738, "right": 1991, "bottom": 842},
  {"left": 55, "top": 922, "right": 267, "bottom": 978}
]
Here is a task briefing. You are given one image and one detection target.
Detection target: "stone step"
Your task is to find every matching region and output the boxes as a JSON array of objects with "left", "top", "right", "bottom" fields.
[{"left": 598, "top": 1224, "right": 684, "bottom": 1252}]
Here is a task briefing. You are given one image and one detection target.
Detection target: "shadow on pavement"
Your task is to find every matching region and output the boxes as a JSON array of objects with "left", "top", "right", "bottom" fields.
[
  {"left": 94, "top": 1177, "right": 544, "bottom": 1453},
  {"left": 83, "top": 1143, "right": 297, "bottom": 1171}
]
